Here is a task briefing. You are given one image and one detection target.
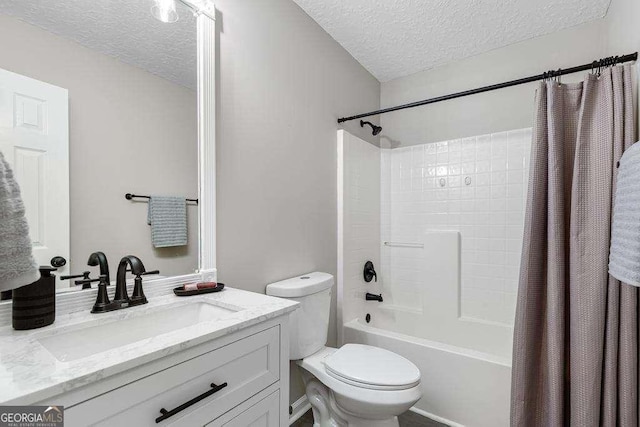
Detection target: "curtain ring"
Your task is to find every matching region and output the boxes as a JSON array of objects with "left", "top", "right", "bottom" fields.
[{"left": 556, "top": 68, "right": 562, "bottom": 85}]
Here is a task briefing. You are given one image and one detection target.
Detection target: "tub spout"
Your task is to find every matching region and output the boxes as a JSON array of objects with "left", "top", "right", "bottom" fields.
[{"left": 366, "top": 293, "right": 383, "bottom": 302}]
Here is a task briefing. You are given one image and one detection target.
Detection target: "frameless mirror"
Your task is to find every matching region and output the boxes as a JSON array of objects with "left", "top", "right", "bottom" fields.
[{"left": 0, "top": 0, "right": 199, "bottom": 291}]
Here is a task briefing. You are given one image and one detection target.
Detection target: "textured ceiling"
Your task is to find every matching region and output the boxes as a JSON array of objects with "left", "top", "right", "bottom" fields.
[
  {"left": 293, "top": 0, "right": 611, "bottom": 82},
  {"left": 0, "top": 0, "right": 197, "bottom": 89}
]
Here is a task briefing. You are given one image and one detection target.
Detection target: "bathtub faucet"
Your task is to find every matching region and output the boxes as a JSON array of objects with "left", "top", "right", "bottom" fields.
[{"left": 365, "top": 293, "right": 383, "bottom": 302}]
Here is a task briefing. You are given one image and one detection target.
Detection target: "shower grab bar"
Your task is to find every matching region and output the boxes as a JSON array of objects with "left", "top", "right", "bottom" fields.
[{"left": 383, "top": 241, "right": 424, "bottom": 248}]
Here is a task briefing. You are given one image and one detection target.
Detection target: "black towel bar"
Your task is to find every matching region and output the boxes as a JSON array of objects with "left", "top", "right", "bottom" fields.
[{"left": 125, "top": 193, "right": 198, "bottom": 204}]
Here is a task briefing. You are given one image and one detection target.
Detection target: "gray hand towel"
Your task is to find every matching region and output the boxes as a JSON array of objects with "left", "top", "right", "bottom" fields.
[
  {"left": 147, "top": 196, "right": 188, "bottom": 248},
  {"left": 0, "top": 151, "right": 39, "bottom": 291},
  {"left": 609, "top": 141, "right": 640, "bottom": 286}
]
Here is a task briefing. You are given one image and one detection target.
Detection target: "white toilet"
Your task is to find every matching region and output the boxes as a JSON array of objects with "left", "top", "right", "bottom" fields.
[{"left": 266, "top": 272, "right": 422, "bottom": 427}]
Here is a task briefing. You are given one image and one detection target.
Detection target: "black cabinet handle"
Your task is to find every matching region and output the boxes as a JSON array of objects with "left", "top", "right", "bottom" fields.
[{"left": 155, "top": 382, "right": 228, "bottom": 423}]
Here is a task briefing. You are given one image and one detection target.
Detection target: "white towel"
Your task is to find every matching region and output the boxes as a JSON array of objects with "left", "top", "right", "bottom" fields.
[
  {"left": 147, "top": 196, "right": 188, "bottom": 248},
  {"left": 0, "top": 151, "right": 39, "bottom": 291},
  {"left": 609, "top": 141, "right": 640, "bottom": 286}
]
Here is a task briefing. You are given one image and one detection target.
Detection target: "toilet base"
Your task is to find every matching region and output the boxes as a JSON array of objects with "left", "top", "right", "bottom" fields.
[{"left": 301, "top": 372, "right": 400, "bottom": 427}]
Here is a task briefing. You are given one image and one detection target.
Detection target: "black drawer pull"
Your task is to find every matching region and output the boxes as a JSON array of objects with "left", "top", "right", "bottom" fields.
[{"left": 155, "top": 382, "right": 228, "bottom": 423}]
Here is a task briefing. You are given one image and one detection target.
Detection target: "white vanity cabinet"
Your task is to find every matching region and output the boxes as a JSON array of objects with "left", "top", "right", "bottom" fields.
[
  {"left": 207, "top": 390, "right": 281, "bottom": 427},
  {"left": 47, "top": 316, "right": 290, "bottom": 427}
]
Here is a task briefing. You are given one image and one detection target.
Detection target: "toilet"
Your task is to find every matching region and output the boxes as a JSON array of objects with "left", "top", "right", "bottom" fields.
[{"left": 266, "top": 272, "right": 422, "bottom": 427}]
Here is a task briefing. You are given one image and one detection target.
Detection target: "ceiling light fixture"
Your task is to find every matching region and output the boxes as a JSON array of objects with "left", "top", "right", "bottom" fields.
[{"left": 151, "top": 0, "right": 179, "bottom": 23}]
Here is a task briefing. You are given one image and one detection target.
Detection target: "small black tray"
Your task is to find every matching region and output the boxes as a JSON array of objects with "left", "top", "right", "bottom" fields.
[{"left": 173, "top": 283, "right": 225, "bottom": 296}]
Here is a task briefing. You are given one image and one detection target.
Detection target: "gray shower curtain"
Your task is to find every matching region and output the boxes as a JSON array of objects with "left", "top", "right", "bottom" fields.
[{"left": 511, "top": 65, "right": 637, "bottom": 427}]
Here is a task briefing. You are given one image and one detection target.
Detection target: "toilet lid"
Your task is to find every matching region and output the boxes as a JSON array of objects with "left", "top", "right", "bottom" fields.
[{"left": 324, "top": 344, "right": 420, "bottom": 390}]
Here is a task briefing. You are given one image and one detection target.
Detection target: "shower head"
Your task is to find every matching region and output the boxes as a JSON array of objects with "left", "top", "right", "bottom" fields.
[{"left": 360, "top": 120, "right": 382, "bottom": 136}]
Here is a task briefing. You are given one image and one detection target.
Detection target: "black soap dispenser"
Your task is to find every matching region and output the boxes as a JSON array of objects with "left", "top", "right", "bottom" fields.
[{"left": 12, "top": 266, "right": 57, "bottom": 330}]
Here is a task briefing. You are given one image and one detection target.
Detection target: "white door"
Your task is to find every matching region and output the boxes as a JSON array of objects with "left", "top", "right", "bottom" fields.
[{"left": 0, "top": 67, "right": 70, "bottom": 279}]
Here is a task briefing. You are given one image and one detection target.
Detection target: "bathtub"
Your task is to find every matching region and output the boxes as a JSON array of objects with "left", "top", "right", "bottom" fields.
[{"left": 343, "top": 318, "right": 512, "bottom": 427}]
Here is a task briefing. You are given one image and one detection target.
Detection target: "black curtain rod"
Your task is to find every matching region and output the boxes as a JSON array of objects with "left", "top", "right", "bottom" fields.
[{"left": 337, "top": 53, "right": 638, "bottom": 123}]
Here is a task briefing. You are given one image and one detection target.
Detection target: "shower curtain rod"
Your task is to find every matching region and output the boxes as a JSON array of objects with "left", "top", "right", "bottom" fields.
[{"left": 337, "top": 52, "right": 638, "bottom": 123}]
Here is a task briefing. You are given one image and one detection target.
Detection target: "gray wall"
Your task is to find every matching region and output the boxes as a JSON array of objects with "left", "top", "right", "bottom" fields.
[
  {"left": 380, "top": 18, "right": 612, "bottom": 147},
  {"left": 0, "top": 15, "right": 198, "bottom": 277},
  {"left": 214, "top": 0, "right": 380, "bottom": 403},
  {"left": 606, "top": 0, "right": 640, "bottom": 131},
  {"left": 380, "top": 0, "right": 640, "bottom": 148},
  {"left": 606, "top": 0, "right": 640, "bottom": 57}
]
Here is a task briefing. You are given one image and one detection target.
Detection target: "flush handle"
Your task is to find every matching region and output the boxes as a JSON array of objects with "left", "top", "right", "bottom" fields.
[{"left": 363, "top": 261, "right": 377, "bottom": 283}]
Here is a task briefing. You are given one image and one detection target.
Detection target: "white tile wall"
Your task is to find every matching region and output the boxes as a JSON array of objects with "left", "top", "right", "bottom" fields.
[
  {"left": 338, "top": 131, "right": 381, "bottom": 331},
  {"left": 382, "top": 128, "right": 531, "bottom": 325}
]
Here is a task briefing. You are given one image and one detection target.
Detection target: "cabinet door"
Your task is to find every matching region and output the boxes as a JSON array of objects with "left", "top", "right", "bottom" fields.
[
  {"left": 66, "top": 327, "right": 280, "bottom": 426},
  {"left": 208, "top": 390, "right": 280, "bottom": 427}
]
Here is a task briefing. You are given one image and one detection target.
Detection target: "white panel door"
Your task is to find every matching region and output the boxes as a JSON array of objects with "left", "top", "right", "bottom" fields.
[{"left": 0, "top": 68, "right": 70, "bottom": 279}]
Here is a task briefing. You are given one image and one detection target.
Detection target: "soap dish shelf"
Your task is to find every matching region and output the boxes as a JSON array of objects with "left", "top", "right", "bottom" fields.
[{"left": 173, "top": 283, "right": 225, "bottom": 297}]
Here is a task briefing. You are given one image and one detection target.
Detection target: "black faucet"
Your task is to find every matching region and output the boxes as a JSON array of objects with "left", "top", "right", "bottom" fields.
[
  {"left": 91, "top": 255, "right": 158, "bottom": 313},
  {"left": 60, "top": 271, "right": 100, "bottom": 289},
  {"left": 366, "top": 293, "right": 383, "bottom": 302},
  {"left": 60, "top": 251, "right": 110, "bottom": 289},
  {"left": 114, "top": 255, "right": 146, "bottom": 305},
  {"left": 88, "top": 252, "right": 110, "bottom": 285}
]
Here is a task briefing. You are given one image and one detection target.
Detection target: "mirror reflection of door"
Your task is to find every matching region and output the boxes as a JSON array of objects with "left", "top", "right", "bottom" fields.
[{"left": 0, "top": 67, "right": 70, "bottom": 277}]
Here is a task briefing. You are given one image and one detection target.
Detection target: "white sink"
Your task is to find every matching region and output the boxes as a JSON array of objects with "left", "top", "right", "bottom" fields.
[{"left": 37, "top": 302, "right": 239, "bottom": 362}]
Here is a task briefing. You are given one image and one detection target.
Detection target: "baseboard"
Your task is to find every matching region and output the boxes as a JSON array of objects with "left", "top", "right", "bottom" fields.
[
  {"left": 289, "top": 395, "right": 312, "bottom": 425},
  {"left": 288, "top": 398, "right": 461, "bottom": 427},
  {"left": 410, "top": 406, "right": 465, "bottom": 427}
]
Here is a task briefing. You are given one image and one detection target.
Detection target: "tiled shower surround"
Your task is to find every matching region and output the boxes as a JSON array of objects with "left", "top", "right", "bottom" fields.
[{"left": 381, "top": 128, "right": 532, "bottom": 325}]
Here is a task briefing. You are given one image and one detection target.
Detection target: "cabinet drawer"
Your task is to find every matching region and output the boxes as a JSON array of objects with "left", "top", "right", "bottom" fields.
[
  {"left": 207, "top": 390, "right": 280, "bottom": 427},
  {"left": 66, "top": 326, "right": 280, "bottom": 426}
]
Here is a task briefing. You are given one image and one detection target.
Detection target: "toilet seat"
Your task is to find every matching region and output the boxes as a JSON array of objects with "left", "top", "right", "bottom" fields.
[
  {"left": 324, "top": 344, "right": 420, "bottom": 390},
  {"left": 297, "top": 346, "right": 422, "bottom": 423}
]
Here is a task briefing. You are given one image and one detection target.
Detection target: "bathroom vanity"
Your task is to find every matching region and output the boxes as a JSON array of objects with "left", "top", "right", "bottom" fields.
[{"left": 0, "top": 281, "right": 297, "bottom": 426}]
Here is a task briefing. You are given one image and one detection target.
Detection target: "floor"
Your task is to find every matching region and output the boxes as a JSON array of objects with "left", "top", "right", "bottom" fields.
[{"left": 291, "top": 409, "right": 447, "bottom": 426}]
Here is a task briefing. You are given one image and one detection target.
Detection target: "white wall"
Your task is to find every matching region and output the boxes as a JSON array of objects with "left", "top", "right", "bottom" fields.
[
  {"left": 382, "top": 129, "right": 531, "bottom": 326},
  {"left": 213, "top": 0, "right": 380, "bottom": 403},
  {"left": 0, "top": 14, "right": 198, "bottom": 278},
  {"left": 337, "top": 130, "right": 381, "bottom": 344}
]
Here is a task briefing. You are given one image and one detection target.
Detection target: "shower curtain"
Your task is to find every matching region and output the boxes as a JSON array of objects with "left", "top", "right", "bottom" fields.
[{"left": 511, "top": 65, "right": 637, "bottom": 427}]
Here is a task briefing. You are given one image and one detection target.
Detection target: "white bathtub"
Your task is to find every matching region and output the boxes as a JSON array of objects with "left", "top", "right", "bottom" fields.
[{"left": 343, "top": 318, "right": 511, "bottom": 427}]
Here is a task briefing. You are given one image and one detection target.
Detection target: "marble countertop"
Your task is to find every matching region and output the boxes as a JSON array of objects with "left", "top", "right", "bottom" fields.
[{"left": 0, "top": 287, "right": 298, "bottom": 405}]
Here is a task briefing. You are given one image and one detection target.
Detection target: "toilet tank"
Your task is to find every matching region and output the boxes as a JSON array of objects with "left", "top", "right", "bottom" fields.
[{"left": 266, "top": 272, "right": 333, "bottom": 360}]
